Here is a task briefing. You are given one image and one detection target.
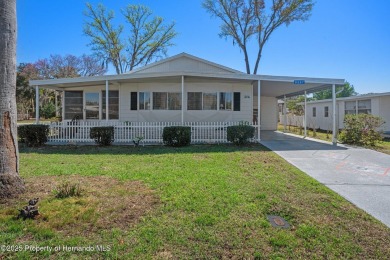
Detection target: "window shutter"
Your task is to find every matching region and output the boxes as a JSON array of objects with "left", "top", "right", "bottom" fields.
[
  {"left": 233, "top": 92, "right": 241, "bottom": 111},
  {"left": 131, "top": 92, "right": 138, "bottom": 110}
]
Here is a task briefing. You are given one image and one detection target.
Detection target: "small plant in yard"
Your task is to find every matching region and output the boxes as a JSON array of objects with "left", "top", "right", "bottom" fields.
[
  {"left": 162, "top": 126, "right": 191, "bottom": 147},
  {"left": 227, "top": 123, "right": 255, "bottom": 145},
  {"left": 53, "top": 181, "right": 83, "bottom": 199},
  {"left": 339, "top": 114, "right": 384, "bottom": 146},
  {"left": 18, "top": 124, "right": 49, "bottom": 147},
  {"left": 90, "top": 126, "right": 114, "bottom": 146},
  {"left": 133, "top": 136, "right": 144, "bottom": 147}
]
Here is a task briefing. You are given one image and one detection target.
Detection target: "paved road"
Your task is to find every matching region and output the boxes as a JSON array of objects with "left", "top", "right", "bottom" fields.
[{"left": 260, "top": 131, "right": 390, "bottom": 228}]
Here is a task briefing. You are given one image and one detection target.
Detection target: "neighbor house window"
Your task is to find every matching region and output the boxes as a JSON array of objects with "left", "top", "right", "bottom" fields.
[
  {"left": 345, "top": 101, "right": 356, "bottom": 115},
  {"left": 219, "top": 92, "right": 233, "bottom": 110},
  {"left": 358, "top": 99, "right": 371, "bottom": 114},
  {"left": 324, "top": 106, "right": 329, "bottom": 117},
  {"left": 312, "top": 107, "right": 316, "bottom": 117},
  {"left": 102, "top": 90, "right": 119, "bottom": 119},
  {"left": 64, "top": 91, "right": 83, "bottom": 120},
  {"left": 153, "top": 92, "right": 181, "bottom": 110},
  {"left": 139, "top": 92, "right": 150, "bottom": 110}
]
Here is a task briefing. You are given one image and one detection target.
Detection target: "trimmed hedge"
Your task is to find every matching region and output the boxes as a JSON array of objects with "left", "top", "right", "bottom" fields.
[
  {"left": 162, "top": 126, "right": 191, "bottom": 147},
  {"left": 90, "top": 127, "right": 114, "bottom": 146},
  {"left": 227, "top": 124, "right": 255, "bottom": 145},
  {"left": 18, "top": 124, "right": 49, "bottom": 147}
]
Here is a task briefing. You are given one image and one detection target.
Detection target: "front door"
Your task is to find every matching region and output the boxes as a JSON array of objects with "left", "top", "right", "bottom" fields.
[{"left": 84, "top": 92, "right": 100, "bottom": 120}]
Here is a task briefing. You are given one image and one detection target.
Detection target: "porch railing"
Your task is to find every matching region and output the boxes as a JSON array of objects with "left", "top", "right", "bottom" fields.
[{"left": 47, "top": 121, "right": 258, "bottom": 144}]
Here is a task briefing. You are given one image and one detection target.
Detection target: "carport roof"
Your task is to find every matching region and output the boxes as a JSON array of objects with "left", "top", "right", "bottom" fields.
[{"left": 29, "top": 72, "right": 345, "bottom": 98}]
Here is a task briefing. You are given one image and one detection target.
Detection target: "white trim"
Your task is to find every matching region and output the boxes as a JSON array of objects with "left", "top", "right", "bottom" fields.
[
  {"left": 105, "top": 80, "right": 109, "bottom": 121},
  {"left": 257, "top": 80, "right": 261, "bottom": 142},
  {"left": 304, "top": 91, "right": 307, "bottom": 137},
  {"left": 332, "top": 84, "right": 337, "bottom": 145},
  {"left": 35, "top": 86, "right": 39, "bottom": 124}
]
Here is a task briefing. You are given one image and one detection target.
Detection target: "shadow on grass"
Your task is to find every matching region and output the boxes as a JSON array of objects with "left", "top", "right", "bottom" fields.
[{"left": 19, "top": 143, "right": 271, "bottom": 156}]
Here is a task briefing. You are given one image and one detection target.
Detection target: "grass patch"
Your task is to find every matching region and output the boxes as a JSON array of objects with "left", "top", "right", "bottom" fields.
[{"left": 0, "top": 144, "right": 389, "bottom": 259}]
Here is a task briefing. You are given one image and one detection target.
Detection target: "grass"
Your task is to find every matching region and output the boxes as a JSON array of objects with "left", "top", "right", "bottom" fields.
[
  {"left": 1, "top": 145, "right": 389, "bottom": 259},
  {"left": 278, "top": 124, "right": 390, "bottom": 155}
]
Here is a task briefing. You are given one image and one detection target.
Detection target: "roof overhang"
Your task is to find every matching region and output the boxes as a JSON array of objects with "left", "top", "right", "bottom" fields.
[{"left": 30, "top": 72, "right": 345, "bottom": 98}]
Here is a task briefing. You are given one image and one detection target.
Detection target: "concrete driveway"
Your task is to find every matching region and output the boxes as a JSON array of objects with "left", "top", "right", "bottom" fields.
[{"left": 260, "top": 131, "right": 390, "bottom": 228}]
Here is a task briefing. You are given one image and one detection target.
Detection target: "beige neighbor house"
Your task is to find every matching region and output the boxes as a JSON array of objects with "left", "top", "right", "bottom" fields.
[
  {"left": 297, "top": 93, "right": 390, "bottom": 133},
  {"left": 30, "top": 53, "right": 345, "bottom": 143}
]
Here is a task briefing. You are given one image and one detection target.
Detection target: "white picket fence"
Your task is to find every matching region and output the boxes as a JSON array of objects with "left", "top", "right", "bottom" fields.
[{"left": 47, "top": 121, "right": 258, "bottom": 144}]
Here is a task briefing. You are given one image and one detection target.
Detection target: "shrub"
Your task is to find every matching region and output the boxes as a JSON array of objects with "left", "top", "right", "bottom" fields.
[
  {"left": 227, "top": 124, "right": 255, "bottom": 145},
  {"left": 53, "top": 181, "right": 83, "bottom": 199},
  {"left": 162, "top": 126, "right": 191, "bottom": 147},
  {"left": 40, "top": 103, "right": 56, "bottom": 119},
  {"left": 339, "top": 114, "right": 384, "bottom": 146},
  {"left": 90, "top": 126, "right": 114, "bottom": 146},
  {"left": 18, "top": 124, "right": 49, "bottom": 147}
]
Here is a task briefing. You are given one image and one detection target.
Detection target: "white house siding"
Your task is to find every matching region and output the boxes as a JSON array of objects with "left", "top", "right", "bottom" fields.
[
  {"left": 253, "top": 96, "right": 278, "bottom": 130},
  {"left": 302, "top": 96, "right": 389, "bottom": 132},
  {"left": 379, "top": 96, "right": 390, "bottom": 132},
  {"left": 118, "top": 82, "right": 252, "bottom": 122},
  {"left": 133, "top": 56, "right": 236, "bottom": 75}
]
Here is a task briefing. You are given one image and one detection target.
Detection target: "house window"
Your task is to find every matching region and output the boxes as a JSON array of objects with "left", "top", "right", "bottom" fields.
[
  {"left": 187, "top": 92, "right": 217, "bottom": 110},
  {"left": 358, "top": 99, "right": 371, "bottom": 114},
  {"left": 130, "top": 92, "right": 138, "bottom": 110},
  {"left": 102, "top": 90, "right": 119, "bottom": 119},
  {"left": 219, "top": 92, "right": 232, "bottom": 110},
  {"left": 139, "top": 92, "right": 150, "bottom": 110},
  {"left": 64, "top": 91, "right": 83, "bottom": 120},
  {"left": 187, "top": 92, "right": 202, "bottom": 110},
  {"left": 312, "top": 107, "right": 316, "bottom": 117},
  {"left": 324, "top": 106, "right": 329, "bottom": 117},
  {"left": 203, "top": 93, "right": 217, "bottom": 110},
  {"left": 153, "top": 92, "right": 181, "bottom": 110},
  {"left": 345, "top": 101, "right": 356, "bottom": 115}
]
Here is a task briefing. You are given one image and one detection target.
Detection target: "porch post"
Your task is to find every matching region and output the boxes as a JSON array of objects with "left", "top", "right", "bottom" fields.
[
  {"left": 54, "top": 91, "right": 58, "bottom": 117},
  {"left": 105, "top": 80, "right": 109, "bottom": 121},
  {"left": 35, "top": 86, "right": 39, "bottom": 124},
  {"left": 61, "top": 91, "right": 65, "bottom": 121},
  {"left": 181, "top": 75, "right": 184, "bottom": 123},
  {"left": 304, "top": 91, "right": 307, "bottom": 137},
  {"left": 283, "top": 95, "right": 287, "bottom": 132},
  {"left": 257, "top": 80, "right": 261, "bottom": 142},
  {"left": 332, "top": 84, "right": 337, "bottom": 145}
]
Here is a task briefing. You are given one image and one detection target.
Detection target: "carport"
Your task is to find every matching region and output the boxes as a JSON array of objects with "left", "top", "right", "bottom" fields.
[{"left": 254, "top": 75, "right": 345, "bottom": 144}]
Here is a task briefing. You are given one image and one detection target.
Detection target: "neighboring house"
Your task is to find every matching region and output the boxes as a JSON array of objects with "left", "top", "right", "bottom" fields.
[
  {"left": 290, "top": 93, "right": 390, "bottom": 133},
  {"left": 30, "top": 53, "right": 345, "bottom": 140}
]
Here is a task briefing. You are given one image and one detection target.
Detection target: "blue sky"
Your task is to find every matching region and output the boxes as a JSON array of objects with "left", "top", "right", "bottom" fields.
[{"left": 17, "top": 0, "right": 389, "bottom": 94}]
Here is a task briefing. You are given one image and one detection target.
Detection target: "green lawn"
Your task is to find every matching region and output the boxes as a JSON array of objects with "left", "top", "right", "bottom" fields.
[{"left": 1, "top": 145, "right": 389, "bottom": 259}]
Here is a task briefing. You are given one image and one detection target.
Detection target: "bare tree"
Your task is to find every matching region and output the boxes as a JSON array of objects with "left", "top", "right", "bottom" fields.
[
  {"left": 84, "top": 3, "right": 177, "bottom": 74},
  {"left": 203, "top": 0, "right": 314, "bottom": 74},
  {"left": 0, "top": 0, "right": 25, "bottom": 198}
]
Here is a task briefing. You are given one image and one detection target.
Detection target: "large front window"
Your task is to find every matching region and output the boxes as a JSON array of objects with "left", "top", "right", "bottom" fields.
[
  {"left": 187, "top": 92, "right": 217, "bottom": 110},
  {"left": 153, "top": 92, "right": 181, "bottom": 110},
  {"left": 102, "top": 90, "right": 119, "bottom": 119},
  {"left": 64, "top": 91, "right": 83, "bottom": 120},
  {"left": 139, "top": 92, "right": 151, "bottom": 110}
]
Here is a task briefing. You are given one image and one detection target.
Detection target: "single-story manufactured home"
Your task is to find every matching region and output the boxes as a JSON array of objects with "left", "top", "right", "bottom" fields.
[
  {"left": 30, "top": 52, "right": 345, "bottom": 143},
  {"left": 288, "top": 93, "right": 390, "bottom": 133}
]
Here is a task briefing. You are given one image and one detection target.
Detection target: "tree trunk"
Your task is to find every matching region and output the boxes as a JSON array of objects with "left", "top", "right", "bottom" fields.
[{"left": 0, "top": 0, "right": 25, "bottom": 199}]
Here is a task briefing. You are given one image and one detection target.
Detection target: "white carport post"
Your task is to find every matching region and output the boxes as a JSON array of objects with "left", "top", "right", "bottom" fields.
[
  {"left": 332, "top": 84, "right": 337, "bottom": 145},
  {"left": 257, "top": 80, "right": 261, "bottom": 142},
  {"left": 35, "top": 86, "right": 39, "bottom": 124},
  {"left": 181, "top": 76, "right": 184, "bottom": 123},
  {"left": 283, "top": 95, "right": 287, "bottom": 132},
  {"left": 105, "top": 80, "right": 109, "bottom": 122},
  {"left": 304, "top": 91, "right": 307, "bottom": 137}
]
